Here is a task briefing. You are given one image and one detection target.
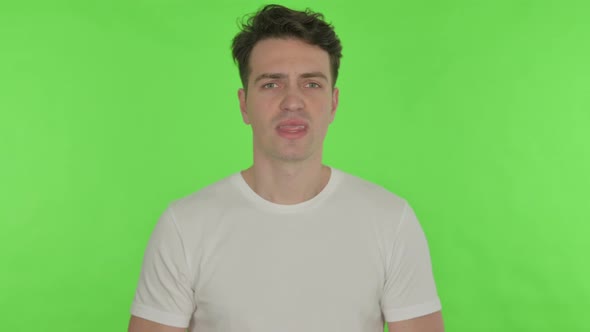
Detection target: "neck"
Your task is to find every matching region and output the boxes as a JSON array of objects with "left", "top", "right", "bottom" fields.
[{"left": 241, "top": 160, "right": 331, "bottom": 205}]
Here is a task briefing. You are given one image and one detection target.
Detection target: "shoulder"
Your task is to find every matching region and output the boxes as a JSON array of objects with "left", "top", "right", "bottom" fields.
[
  {"left": 333, "top": 168, "right": 408, "bottom": 214},
  {"left": 164, "top": 172, "right": 243, "bottom": 227},
  {"left": 329, "top": 168, "right": 411, "bottom": 235}
]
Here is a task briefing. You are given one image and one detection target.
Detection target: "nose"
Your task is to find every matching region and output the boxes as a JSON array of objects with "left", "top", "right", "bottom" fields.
[{"left": 279, "top": 86, "right": 304, "bottom": 112}]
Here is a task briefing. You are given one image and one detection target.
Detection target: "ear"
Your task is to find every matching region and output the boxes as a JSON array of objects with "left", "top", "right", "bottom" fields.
[
  {"left": 238, "top": 88, "right": 250, "bottom": 125},
  {"left": 329, "top": 87, "right": 339, "bottom": 123}
]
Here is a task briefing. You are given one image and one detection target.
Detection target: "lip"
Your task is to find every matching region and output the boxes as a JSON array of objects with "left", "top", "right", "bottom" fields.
[
  {"left": 275, "top": 118, "right": 309, "bottom": 140},
  {"left": 276, "top": 119, "right": 309, "bottom": 129}
]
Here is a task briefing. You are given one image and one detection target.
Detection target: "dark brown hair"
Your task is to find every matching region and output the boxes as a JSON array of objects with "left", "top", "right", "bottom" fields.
[{"left": 231, "top": 4, "right": 342, "bottom": 90}]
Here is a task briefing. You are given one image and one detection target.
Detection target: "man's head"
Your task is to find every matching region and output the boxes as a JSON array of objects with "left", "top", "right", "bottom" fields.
[
  {"left": 232, "top": 4, "right": 342, "bottom": 90},
  {"left": 233, "top": 5, "right": 342, "bottom": 164}
]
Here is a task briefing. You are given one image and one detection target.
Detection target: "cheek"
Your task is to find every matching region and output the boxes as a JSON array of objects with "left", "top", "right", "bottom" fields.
[{"left": 245, "top": 106, "right": 270, "bottom": 133}]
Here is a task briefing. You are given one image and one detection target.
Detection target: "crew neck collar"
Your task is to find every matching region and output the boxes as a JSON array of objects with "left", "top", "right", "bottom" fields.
[{"left": 232, "top": 166, "right": 341, "bottom": 214}]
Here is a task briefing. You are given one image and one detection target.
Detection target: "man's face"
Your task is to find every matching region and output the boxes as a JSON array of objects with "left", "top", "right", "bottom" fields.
[{"left": 238, "top": 38, "right": 339, "bottom": 163}]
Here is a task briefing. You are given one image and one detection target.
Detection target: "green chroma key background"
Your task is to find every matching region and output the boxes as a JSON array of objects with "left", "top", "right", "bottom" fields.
[{"left": 1, "top": 0, "right": 589, "bottom": 331}]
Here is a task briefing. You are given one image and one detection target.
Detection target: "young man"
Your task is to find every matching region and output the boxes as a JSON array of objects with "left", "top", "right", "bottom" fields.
[{"left": 129, "top": 4, "right": 443, "bottom": 332}]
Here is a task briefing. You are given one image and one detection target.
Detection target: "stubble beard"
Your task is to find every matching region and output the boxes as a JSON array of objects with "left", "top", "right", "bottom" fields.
[{"left": 256, "top": 133, "right": 317, "bottom": 164}]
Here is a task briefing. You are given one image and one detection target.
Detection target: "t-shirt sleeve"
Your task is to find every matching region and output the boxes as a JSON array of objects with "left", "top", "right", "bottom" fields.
[
  {"left": 381, "top": 201, "right": 442, "bottom": 322},
  {"left": 130, "top": 208, "right": 195, "bottom": 328}
]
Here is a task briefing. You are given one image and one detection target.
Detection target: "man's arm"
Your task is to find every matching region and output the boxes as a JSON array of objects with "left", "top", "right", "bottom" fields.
[
  {"left": 128, "top": 316, "right": 186, "bottom": 332},
  {"left": 387, "top": 311, "right": 444, "bottom": 332}
]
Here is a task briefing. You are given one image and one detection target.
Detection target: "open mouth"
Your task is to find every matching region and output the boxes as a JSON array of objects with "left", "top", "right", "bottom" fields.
[
  {"left": 276, "top": 120, "right": 308, "bottom": 139},
  {"left": 277, "top": 125, "right": 306, "bottom": 132}
]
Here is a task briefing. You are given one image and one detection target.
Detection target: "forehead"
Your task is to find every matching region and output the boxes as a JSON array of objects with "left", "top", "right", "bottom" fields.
[{"left": 248, "top": 38, "right": 331, "bottom": 81}]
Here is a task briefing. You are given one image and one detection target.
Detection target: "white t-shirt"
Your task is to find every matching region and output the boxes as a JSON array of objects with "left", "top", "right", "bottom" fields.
[{"left": 130, "top": 167, "right": 441, "bottom": 331}]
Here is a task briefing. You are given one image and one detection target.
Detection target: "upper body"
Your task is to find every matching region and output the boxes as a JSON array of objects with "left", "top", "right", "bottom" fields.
[
  {"left": 129, "top": 4, "right": 444, "bottom": 331},
  {"left": 130, "top": 167, "right": 441, "bottom": 332}
]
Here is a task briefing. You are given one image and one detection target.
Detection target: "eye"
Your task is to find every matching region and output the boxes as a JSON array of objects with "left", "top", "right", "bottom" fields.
[
  {"left": 306, "top": 82, "right": 321, "bottom": 88},
  {"left": 262, "top": 82, "right": 278, "bottom": 89}
]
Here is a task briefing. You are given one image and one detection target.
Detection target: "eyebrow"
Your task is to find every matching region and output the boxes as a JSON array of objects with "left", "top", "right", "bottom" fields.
[
  {"left": 300, "top": 72, "right": 329, "bottom": 81},
  {"left": 253, "top": 72, "right": 329, "bottom": 83},
  {"left": 253, "top": 73, "right": 287, "bottom": 83}
]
